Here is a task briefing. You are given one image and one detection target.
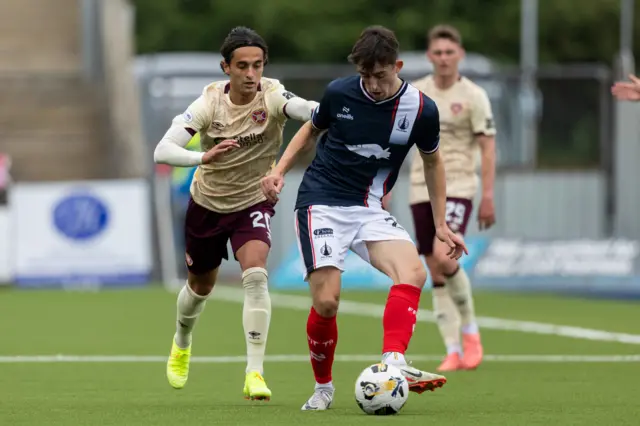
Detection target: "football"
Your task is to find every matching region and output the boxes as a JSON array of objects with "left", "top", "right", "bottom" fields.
[{"left": 354, "top": 363, "right": 409, "bottom": 415}]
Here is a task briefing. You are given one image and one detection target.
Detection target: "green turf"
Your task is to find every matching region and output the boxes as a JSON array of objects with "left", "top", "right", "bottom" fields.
[{"left": 0, "top": 286, "right": 639, "bottom": 425}]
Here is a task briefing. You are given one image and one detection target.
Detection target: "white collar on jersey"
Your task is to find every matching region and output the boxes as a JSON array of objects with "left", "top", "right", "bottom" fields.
[{"left": 359, "top": 77, "right": 408, "bottom": 104}]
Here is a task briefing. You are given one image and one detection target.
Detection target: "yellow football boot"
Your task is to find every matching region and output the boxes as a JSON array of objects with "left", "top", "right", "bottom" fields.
[
  {"left": 243, "top": 371, "right": 272, "bottom": 401},
  {"left": 166, "top": 340, "right": 191, "bottom": 389}
]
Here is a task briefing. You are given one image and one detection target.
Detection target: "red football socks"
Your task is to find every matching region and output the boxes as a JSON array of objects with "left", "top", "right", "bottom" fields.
[
  {"left": 382, "top": 284, "right": 422, "bottom": 354},
  {"left": 306, "top": 307, "right": 338, "bottom": 384}
]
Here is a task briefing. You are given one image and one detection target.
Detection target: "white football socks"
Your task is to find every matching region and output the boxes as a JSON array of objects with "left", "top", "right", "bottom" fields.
[
  {"left": 382, "top": 351, "right": 407, "bottom": 367},
  {"left": 445, "top": 267, "right": 479, "bottom": 335},
  {"left": 175, "top": 283, "right": 208, "bottom": 349},
  {"left": 242, "top": 267, "right": 271, "bottom": 375},
  {"left": 432, "top": 285, "right": 462, "bottom": 354}
]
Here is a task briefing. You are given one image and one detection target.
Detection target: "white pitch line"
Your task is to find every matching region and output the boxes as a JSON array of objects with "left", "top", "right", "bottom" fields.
[
  {"left": 0, "top": 354, "right": 639, "bottom": 363},
  {"left": 209, "top": 287, "right": 640, "bottom": 345}
]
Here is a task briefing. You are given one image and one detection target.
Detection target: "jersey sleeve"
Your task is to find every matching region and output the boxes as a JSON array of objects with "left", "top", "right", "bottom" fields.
[
  {"left": 265, "top": 82, "right": 296, "bottom": 120},
  {"left": 153, "top": 93, "right": 212, "bottom": 167},
  {"left": 265, "top": 82, "right": 318, "bottom": 122},
  {"left": 470, "top": 88, "right": 497, "bottom": 136},
  {"left": 311, "top": 84, "right": 333, "bottom": 131},
  {"left": 179, "top": 94, "right": 213, "bottom": 135},
  {"left": 412, "top": 96, "right": 440, "bottom": 154}
]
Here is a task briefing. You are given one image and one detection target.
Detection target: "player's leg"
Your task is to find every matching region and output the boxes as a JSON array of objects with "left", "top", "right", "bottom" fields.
[
  {"left": 296, "top": 205, "right": 355, "bottom": 411},
  {"left": 411, "top": 202, "right": 462, "bottom": 371},
  {"left": 167, "top": 198, "right": 228, "bottom": 389},
  {"left": 303, "top": 266, "right": 341, "bottom": 410},
  {"left": 351, "top": 210, "right": 446, "bottom": 394},
  {"left": 231, "top": 201, "right": 276, "bottom": 401},
  {"left": 431, "top": 198, "right": 482, "bottom": 369}
]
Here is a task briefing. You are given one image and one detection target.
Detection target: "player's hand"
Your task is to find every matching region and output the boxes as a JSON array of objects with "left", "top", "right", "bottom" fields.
[
  {"left": 435, "top": 224, "right": 468, "bottom": 260},
  {"left": 261, "top": 173, "right": 285, "bottom": 204},
  {"left": 611, "top": 74, "right": 640, "bottom": 101},
  {"left": 478, "top": 196, "right": 496, "bottom": 230},
  {"left": 201, "top": 139, "right": 240, "bottom": 163}
]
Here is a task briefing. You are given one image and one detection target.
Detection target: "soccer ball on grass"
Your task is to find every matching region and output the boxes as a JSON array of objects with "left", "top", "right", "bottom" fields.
[{"left": 354, "top": 363, "right": 409, "bottom": 415}]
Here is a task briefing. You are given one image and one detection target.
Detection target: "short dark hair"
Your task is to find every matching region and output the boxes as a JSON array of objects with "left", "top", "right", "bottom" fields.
[
  {"left": 219, "top": 26, "right": 269, "bottom": 71},
  {"left": 427, "top": 25, "right": 462, "bottom": 48},
  {"left": 348, "top": 25, "right": 399, "bottom": 71}
]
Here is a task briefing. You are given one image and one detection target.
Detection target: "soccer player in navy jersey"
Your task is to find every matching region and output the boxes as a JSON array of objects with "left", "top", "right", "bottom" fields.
[{"left": 261, "top": 25, "right": 467, "bottom": 411}]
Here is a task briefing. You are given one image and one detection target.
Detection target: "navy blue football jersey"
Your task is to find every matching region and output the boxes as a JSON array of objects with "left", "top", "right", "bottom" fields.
[{"left": 294, "top": 76, "right": 440, "bottom": 210}]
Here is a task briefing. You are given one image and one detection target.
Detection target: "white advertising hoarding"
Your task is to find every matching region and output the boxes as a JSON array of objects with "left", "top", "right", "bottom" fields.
[
  {"left": 0, "top": 208, "right": 10, "bottom": 284},
  {"left": 11, "top": 179, "right": 153, "bottom": 288}
]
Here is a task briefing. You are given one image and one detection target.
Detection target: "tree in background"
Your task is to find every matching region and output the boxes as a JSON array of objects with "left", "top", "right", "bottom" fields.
[{"left": 132, "top": 0, "right": 635, "bottom": 66}]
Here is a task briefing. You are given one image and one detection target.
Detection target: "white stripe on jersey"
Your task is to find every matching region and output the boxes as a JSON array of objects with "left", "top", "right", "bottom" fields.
[
  {"left": 364, "top": 85, "right": 423, "bottom": 207},
  {"left": 389, "top": 85, "right": 421, "bottom": 146}
]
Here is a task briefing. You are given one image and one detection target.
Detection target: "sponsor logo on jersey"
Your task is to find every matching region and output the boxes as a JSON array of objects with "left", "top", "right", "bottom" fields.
[
  {"left": 337, "top": 106, "right": 354, "bottom": 120},
  {"left": 346, "top": 144, "right": 391, "bottom": 160},
  {"left": 213, "top": 133, "right": 265, "bottom": 148}
]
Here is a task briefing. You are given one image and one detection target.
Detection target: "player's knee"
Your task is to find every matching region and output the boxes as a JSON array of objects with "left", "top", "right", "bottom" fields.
[
  {"left": 236, "top": 241, "right": 270, "bottom": 271},
  {"left": 188, "top": 270, "right": 217, "bottom": 296},
  {"left": 313, "top": 294, "right": 340, "bottom": 318},
  {"left": 432, "top": 240, "right": 459, "bottom": 272},
  {"left": 242, "top": 267, "right": 269, "bottom": 300},
  {"left": 402, "top": 262, "right": 427, "bottom": 289}
]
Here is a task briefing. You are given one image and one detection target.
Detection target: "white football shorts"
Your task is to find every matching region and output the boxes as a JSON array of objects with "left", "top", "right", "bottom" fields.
[{"left": 294, "top": 204, "right": 414, "bottom": 280}]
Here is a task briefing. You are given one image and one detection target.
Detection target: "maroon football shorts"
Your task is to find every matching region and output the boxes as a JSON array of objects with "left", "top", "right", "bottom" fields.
[
  {"left": 184, "top": 198, "right": 275, "bottom": 274},
  {"left": 410, "top": 197, "right": 473, "bottom": 256}
]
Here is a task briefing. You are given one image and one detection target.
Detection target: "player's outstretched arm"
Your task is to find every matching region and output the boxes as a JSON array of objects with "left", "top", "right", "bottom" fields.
[
  {"left": 420, "top": 149, "right": 468, "bottom": 259},
  {"left": 266, "top": 84, "right": 319, "bottom": 123},
  {"left": 260, "top": 121, "right": 320, "bottom": 203},
  {"left": 282, "top": 97, "right": 319, "bottom": 122}
]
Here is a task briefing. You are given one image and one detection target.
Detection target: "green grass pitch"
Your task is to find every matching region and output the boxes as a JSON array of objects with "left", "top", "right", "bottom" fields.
[{"left": 0, "top": 286, "right": 639, "bottom": 425}]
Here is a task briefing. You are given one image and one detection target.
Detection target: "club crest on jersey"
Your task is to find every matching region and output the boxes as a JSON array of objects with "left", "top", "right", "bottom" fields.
[
  {"left": 397, "top": 115, "right": 410, "bottom": 132},
  {"left": 251, "top": 109, "right": 267, "bottom": 125},
  {"left": 450, "top": 103, "right": 463, "bottom": 115}
]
